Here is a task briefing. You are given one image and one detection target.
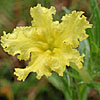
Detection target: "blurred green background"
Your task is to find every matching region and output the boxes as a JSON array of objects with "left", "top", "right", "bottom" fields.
[{"left": 0, "top": 0, "right": 100, "bottom": 100}]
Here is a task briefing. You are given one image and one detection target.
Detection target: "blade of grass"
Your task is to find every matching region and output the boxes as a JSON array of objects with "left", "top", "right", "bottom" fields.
[
  {"left": 79, "top": 84, "right": 90, "bottom": 100},
  {"left": 89, "top": 0, "right": 100, "bottom": 48}
]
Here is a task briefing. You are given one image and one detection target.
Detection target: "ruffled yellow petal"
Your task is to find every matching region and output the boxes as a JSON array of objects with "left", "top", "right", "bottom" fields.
[
  {"left": 30, "top": 51, "right": 52, "bottom": 79},
  {"left": 14, "top": 51, "right": 52, "bottom": 80},
  {"left": 59, "top": 11, "right": 92, "bottom": 48},
  {"left": 1, "top": 27, "right": 43, "bottom": 61},
  {"left": 51, "top": 44, "right": 84, "bottom": 69},
  {"left": 14, "top": 67, "right": 31, "bottom": 81},
  {"left": 30, "top": 4, "right": 56, "bottom": 46},
  {"left": 30, "top": 4, "right": 56, "bottom": 28}
]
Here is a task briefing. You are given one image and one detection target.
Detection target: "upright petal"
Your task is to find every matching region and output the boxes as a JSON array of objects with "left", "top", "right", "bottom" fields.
[
  {"left": 30, "top": 4, "right": 56, "bottom": 46},
  {"left": 30, "top": 4, "right": 56, "bottom": 29},
  {"left": 59, "top": 11, "right": 92, "bottom": 48}
]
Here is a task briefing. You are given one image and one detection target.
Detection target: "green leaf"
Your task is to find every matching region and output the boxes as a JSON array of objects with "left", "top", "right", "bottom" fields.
[
  {"left": 48, "top": 73, "right": 72, "bottom": 100},
  {"left": 48, "top": 73, "right": 65, "bottom": 92},
  {"left": 65, "top": 69, "right": 81, "bottom": 80},
  {"left": 79, "top": 39, "right": 90, "bottom": 67},
  {"left": 90, "top": 41, "right": 99, "bottom": 54}
]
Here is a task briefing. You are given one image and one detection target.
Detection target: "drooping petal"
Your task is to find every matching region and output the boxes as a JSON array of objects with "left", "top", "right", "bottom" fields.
[
  {"left": 30, "top": 51, "right": 52, "bottom": 79},
  {"left": 51, "top": 44, "right": 84, "bottom": 69},
  {"left": 59, "top": 11, "right": 92, "bottom": 48},
  {"left": 1, "top": 27, "right": 43, "bottom": 61},
  {"left": 14, "top": 51, "right": 52, "bottom": 81}
]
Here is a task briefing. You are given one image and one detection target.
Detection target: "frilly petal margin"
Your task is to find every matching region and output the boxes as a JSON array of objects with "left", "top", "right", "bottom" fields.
[
  {"left": 14, "top": 68, "right": 31, "bottom": 81},
  {"left": 30, "top": 4, "right": 56, "bottom": 28},
  {"left": 1, "top": 27, "right": 43, "bottom": 61},
  {"left": 59, "top": 11, "right": 92, "bottom": 48}
]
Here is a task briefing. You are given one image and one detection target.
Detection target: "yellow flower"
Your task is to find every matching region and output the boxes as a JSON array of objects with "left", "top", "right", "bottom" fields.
[{"left": 1, "top": 4, "right": 92, "bottom": 81}]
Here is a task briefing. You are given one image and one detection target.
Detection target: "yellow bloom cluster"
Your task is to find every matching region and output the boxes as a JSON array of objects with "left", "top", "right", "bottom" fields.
[{"left": 1, "top": 4, "right": 92, "bottom": 81}]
